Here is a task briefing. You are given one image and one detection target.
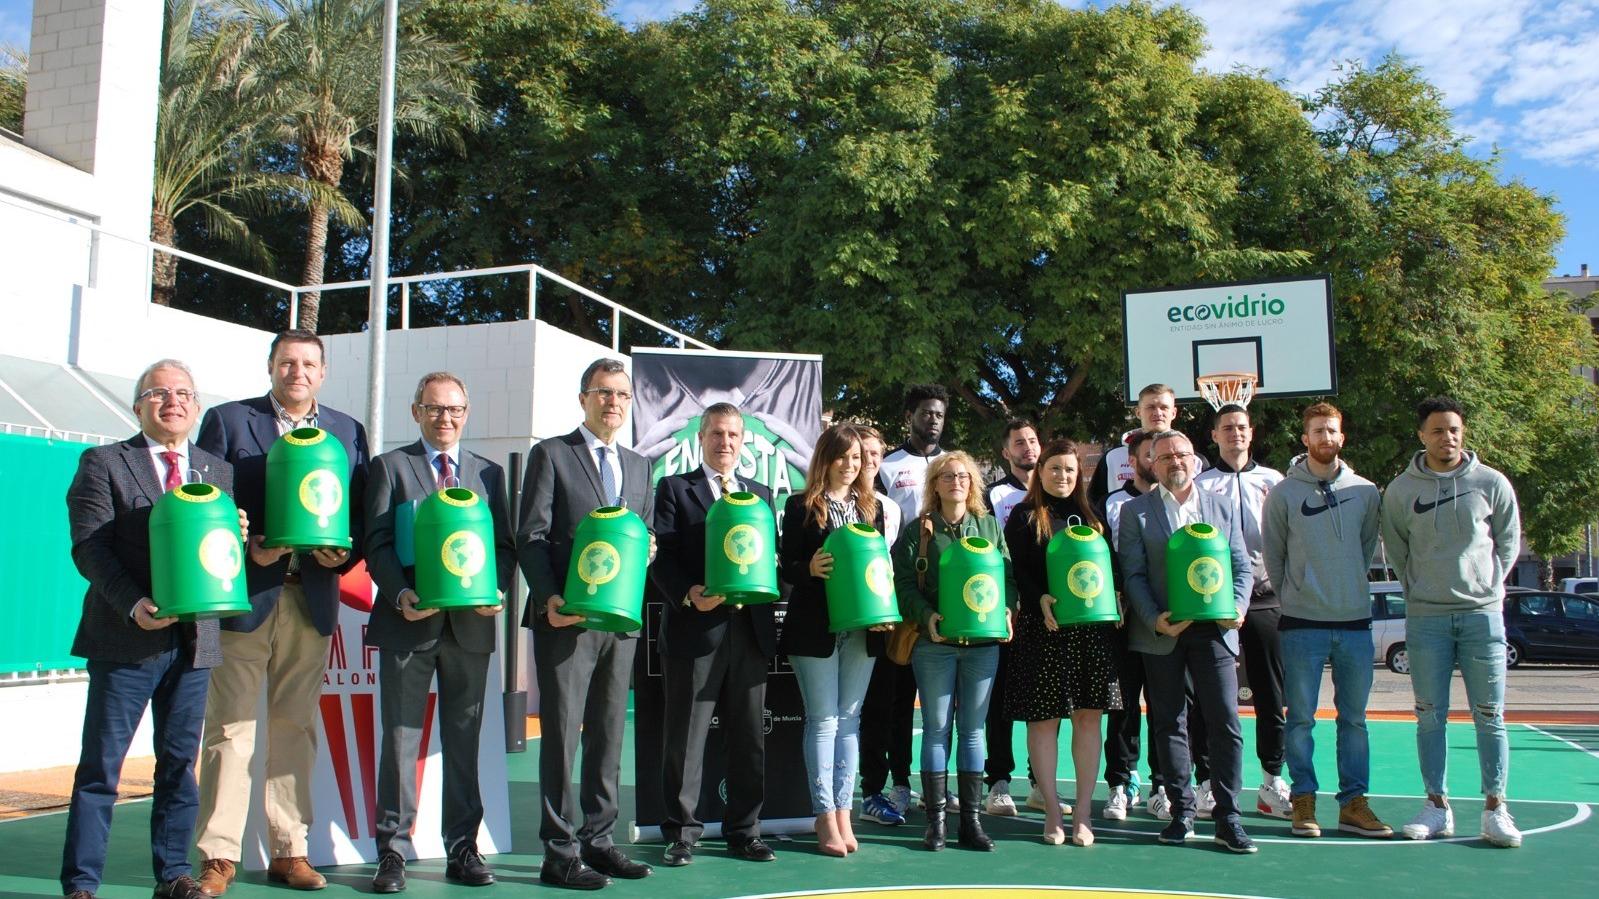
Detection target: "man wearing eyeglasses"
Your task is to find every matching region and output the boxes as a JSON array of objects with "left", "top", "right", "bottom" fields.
[
  {"left": 362, "top": 373, "right": 516, "bottom": 892},
  {"left": 1117, "top": 430, "right": 1257, "bottom": 853},
  {"left": 61, "top": 360, "right": 244, "bottom": 899},
  {"left": 1261, "top": 402, "right": 1391, "bottom": 841},
  {"left": 193, "top": 330, "right": 369, "bottom": 895},
  {"left": 518, "top": 358, "right": 657, "bottom": 890}
]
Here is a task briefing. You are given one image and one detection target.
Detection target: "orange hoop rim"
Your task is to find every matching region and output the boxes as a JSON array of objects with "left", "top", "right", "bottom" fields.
[{"left": 1196, "top": 371, "right": 1258, "bottom": 410}]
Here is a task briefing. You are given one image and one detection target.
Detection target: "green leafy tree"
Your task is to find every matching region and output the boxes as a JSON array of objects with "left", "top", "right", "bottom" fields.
[{"left": 0, "top": 43, "right": 23, "bottom": 134}]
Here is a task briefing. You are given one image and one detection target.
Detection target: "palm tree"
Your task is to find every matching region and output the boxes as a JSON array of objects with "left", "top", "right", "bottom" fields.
[
  {"left": 236, "top": 0, "right": 480, "bottom": 331},
  {"left": 151, "top": 0, "right": 360, "bottom": 306},
  {"left": 0, "top": 42, "right": 25, "bottom": 134}
]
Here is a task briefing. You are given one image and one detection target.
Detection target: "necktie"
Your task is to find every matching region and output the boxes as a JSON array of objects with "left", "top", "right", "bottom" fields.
[
  {"left": 436, "top": 453, "right": 453, "bottom": 489},
  {"left": 160, "top": 450, "right": 182, "bottom": 491},
  {"left": 720, "top": 474, "right": 735, "bottom": 497},
  {"left": 596, "top": 446, "right": 618, "bottom": 506}
]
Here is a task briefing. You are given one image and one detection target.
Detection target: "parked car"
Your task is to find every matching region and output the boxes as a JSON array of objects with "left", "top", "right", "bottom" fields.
[
  {"left": 1502, "top": 591, "right": 1599, "bottom": 667},
  {"left": 1558, "top": 577, "right": 1598, "bottom": 596},
  {"left": 1371, "top": 581, "right": 1409, "bottom": 673}
]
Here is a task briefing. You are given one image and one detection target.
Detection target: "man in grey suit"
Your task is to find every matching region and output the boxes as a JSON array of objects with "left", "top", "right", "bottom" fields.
[
  {"left": 519, "top": 358, "right": 657, "bottom": 890},
  {"left": 1117, "top": 429, "right": 1257, "bottom": 853},
  {"left": 364, "top": 372, "right": 516, "bottom": 893},
  {"left": 60, "top": 359, "right": 242, "bottom": 899}
]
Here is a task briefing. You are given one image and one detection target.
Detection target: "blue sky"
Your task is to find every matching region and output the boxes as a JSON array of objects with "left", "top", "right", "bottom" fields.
[{"left": 5, "top": 0, "right": 1593, "bottom": 276}]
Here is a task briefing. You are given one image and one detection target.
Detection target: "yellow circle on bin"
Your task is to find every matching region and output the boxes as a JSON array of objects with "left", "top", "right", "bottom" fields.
[
  {"left": 441, "top": 530, "right": 487, "bottom": 581},
  {"left": 1186, "top": 556, "right": 1224, "bottom": 599},
  {"left": 1067, "top": 560, "right": 1104, "bottom": 602},
  {"left": 723, "top": 524, "right": 763, "bottom": 569},
  {"left": 198, "top": 528, "right": 242, "bottom": 584},
  {"left": 963, "top": 573, "right": 1000, "bottom": 616},
  {"left": 865, "top": 557, "right": 893, "bottom": 600},
  {"left": 577, "top": 541, "right": 623, "bottom": 588},
  {"left": 298, "top": 469, "right": 343, "bottom": 523}
]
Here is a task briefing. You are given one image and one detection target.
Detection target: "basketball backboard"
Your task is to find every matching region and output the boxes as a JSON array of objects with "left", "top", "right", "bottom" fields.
[{"left": 1121, "top": 275, "right": 1336, "bottom": 404}]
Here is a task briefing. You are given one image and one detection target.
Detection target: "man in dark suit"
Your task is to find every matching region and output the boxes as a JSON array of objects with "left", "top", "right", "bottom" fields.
[
  {"left": 518, "top": 358, "right": 657, "bottom": 890},
  {"left": 363, "top": 372, "right": 516, "bottom": 893},
  {"left": 650, "top": 403, "right": 778, "bottom": 867},
  {"left": 1117, "top": 429, "right": 1257, "bottom": 854},
  {"left": 60, "top": 359, "right": 242, "bottom": 899},
  {"left": 192, "top": 330, "right": 369, "bottom": 895}
]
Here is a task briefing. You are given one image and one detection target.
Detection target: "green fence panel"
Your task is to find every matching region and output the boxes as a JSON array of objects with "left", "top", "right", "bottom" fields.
[{"left": 0, "top": 432, "right": 94, "bottom": 673}]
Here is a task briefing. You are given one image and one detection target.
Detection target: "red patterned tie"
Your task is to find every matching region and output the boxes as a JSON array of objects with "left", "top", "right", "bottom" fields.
[
  {"left": 436, "top": 453, "right": 452, "bottom": 489},
  {"left": 161, "top": 451, "right": 182, "bottom": 491}
]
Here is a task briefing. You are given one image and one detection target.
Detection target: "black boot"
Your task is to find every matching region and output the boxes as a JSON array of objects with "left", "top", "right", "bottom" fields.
[
  {"left": 957, "top": 771, "right": 995, "bottom": 850},
  {"left": 921, "top": 771, "right": 947, "bottom": 851}
]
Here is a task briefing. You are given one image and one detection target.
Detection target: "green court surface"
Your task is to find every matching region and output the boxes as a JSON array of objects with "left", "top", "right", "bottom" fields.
[{"left": 3, "top": 717, "right": 1595, "bottom": 899}]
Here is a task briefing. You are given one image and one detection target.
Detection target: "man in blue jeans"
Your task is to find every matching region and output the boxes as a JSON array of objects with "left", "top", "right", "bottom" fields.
[
  {"left": 1381, "top": 396, "right": 1522, "bottom": 848},
  {"left": 1261, "top": 402, "right": 1391, "bottom": 838}
]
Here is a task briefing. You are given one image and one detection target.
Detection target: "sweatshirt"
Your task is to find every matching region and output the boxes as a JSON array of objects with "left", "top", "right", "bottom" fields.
[
  {"left": 1262, "top": 458, "right": 1380, "bottom": 623},
  {"left": 1380, "top": 451, "right": 1521, "bottom": 616}
]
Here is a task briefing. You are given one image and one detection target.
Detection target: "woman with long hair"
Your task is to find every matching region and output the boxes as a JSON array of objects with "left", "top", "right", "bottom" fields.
[
  {"left": 1004, "top": 438, "right": 1122, "bottom": 846},
  {"left": 893, "top": 450, "right": 1015, "bottom": 852},
  {"left": 779, "top": 423, "right": 887, "bottom": 857}
]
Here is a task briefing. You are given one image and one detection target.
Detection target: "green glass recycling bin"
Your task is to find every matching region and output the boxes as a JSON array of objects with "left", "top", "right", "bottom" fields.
[
  {"left": 822, "top": 522, "right": 901, "bottom": 632},
  {"left": 414, "top": 487, "right": 499, "bottom": 609},
  {"left": 704, "top": 491, "right": 780, "bottom": 605},
  {"left": 1046, "top": 524, "right": 1119, "bottom": 625},
  {"left": 562, "top": 506, "right": 648, "bottom": 632},
  {"left": 1166, "top": 522, "right": 1238, "bottom": 622},
  {"left": 150, "top": 482, "right": 250, "bottom": 621},
  {"left": 937, "top": 536, "right": 1009, "bottom": 641},
  {"left": 263, "top": 427, "right": 352, "bottom": 550}
]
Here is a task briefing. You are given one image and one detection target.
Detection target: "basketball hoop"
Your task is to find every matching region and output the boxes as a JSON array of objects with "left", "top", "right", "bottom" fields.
[{"left": 1196, "top": 372, "right": 1258, "bottom": 411}]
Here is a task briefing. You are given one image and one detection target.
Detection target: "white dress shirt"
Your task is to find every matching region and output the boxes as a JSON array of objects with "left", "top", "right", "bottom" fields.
[
  {"left": 1158, "top": 484, "right": 1203, "bottom": 530},
  {"left": 701, "top": 463, "right": 741, "bottom": 499},
  {"left": 422, "top": 440, "right": 462, "bottom": 487},
  {"left": 144, "top": 435, "right": 191, "bottom": 488}
]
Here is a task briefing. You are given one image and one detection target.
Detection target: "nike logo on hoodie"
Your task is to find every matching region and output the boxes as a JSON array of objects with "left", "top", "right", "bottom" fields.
[
  {"left": 1413, "top": 490, "right": 1472, "bottom": 515},
  {"left": 1300, "top": 496, "right": 1340, "bottom": 516}
]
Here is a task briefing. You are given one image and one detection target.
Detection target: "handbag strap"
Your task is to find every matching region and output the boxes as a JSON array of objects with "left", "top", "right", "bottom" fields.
[{"left": 914, "top": 512, "right": 934, "bottom": 591}]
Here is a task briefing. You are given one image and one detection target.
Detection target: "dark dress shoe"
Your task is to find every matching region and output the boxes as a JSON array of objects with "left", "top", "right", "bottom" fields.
[
  {"left": 154, "top": 875, "right": 207, "bottom": 899},
  {"left": 1158, "top": 817, "right": 1196, "bottom": 845},
  {"left": 372, "top": 851, "right": 406, "bottom": 893},
  {"left": 540, "top": 857, "right": 610, "bottom": 891},
  {"left": 1213, "top": 818, "right": 1258, "bottom": 854},
  {"left": 581, "top": 845, "right": 652, "bottom": 879},
  {"left": 728, "top": 837, "right": 777, "bottom": 862},
  {"left": 662, "top": 840, "right": 694, "bottom": 866},
  {"left": 446, "top": 844, "right": 495, "bottom": 886}
]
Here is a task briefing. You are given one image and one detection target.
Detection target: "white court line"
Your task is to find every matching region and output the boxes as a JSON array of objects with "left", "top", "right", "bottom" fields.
[
  {"left": 1044, "top": 778, "right": 1590, "bottom": 806},
  {"left": 734, "top": 886, "right": 1283, "bottom": 899},
  {"left": 1522, "top": 722, "right": 1599, "bottom": 761},
  {"left": 1073, "top": 803, "right": 1590, "bottom": 845}
]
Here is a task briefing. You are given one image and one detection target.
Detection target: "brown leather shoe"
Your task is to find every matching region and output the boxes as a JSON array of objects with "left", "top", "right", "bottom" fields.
[
  {"left": 266, "top": 857, "right": 326, "bottom": 891},
  {"left": 199, "top": 858, "right": 236, "bottom": 897}
]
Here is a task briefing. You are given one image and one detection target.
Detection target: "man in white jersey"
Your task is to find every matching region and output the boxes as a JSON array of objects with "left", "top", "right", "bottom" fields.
[
  {"left": 1195, "top": 404, "right": 1288, "bottom": 820},
  {"left": 1089, "top": 384, "right": 1177, "bottom": 511},
  {"left": 985, "top": 419, "right": 1039, "bottom": 528},
  {"left": 877, "top": 384, "right": 949, "bottom": 524}
]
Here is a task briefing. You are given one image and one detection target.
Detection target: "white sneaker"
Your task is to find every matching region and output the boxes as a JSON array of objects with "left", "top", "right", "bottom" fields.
[
  {"left": 984, "top": 780, "right": 1018, "bottom": 816},
  {"left": 1256, "top": 779, "right": 1292, "bottom": 819},
  {"left": 1025, "top": 782, "right": 1071, "bottom": 816},
  {"left": 1195, "top": 779, "right": 1216, "bottom": 820},
  {"left": 1401, "top": 799, "right": 1455, "bottom": 840},
  {"left": 891, "top": 785, "right": 915, "bottom": 817},
  {"left": 1147, "top": 789, "right": 1173, "bottom": 820},
  {"left": 1105, "top": 784, "right": 1130, "bottom": 821},
  {"left": 1481, "top": 804, "right": 1522, "bottom": 848}
]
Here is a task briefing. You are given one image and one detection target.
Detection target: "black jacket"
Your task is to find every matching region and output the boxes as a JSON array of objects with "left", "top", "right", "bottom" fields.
[{"left": 777, "top": 492, "right": 886, "bottom": 658}]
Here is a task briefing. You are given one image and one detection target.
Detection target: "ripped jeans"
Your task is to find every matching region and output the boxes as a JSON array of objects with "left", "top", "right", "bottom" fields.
[{"left": 1406, "top": 610, "right": 1508, "bottom": 798}]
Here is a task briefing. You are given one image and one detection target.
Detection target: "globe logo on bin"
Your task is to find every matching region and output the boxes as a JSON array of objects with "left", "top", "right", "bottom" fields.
[
  {"left": 440, "top": 529, "right": 487, "bottom": 589},
  {"left": 576, "top": 541, "right": 622, "bottom": 596},
  {"left": 1186, "top": 556, "right": 1224, "bottom": 603},
  {"left": 962, "top": 573, "right": 999, "bottom": 622},
  {"left": 1067, "top": 560, "right": 1103, "bottom": 606},
  {"left": 722, "top": 524, "right": 763, "bottom": 575},
  {"left": 298, "top": 469, "right": 344, "bottom": 527},
  {"left": 865, "top": 557, "right": 893, "bottom": 602},
  {"left": 198, "top": 528, "right": 242, "bottom": 592}
]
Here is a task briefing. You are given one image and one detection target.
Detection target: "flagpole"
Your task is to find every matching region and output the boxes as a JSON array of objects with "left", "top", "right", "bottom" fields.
[{"left": 365, "top": 0, "right": 400, "bottom": 450}]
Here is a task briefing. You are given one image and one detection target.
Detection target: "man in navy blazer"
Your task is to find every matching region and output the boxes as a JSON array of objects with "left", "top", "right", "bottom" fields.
[
  {"left": 192, "top": 330, "right": 370, "bottom": 894},
  {"left": 1117, "top": 429, "right": 1257, "bottom": 854},
  {"left": 649, "top": 404, "right": 778, "bottom": 867},
  {"left": 60, "top": 360, "right": 241, "bottom": 899}
]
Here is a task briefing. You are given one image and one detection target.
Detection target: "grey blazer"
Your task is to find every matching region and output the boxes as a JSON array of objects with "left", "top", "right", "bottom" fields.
[
  {"left": 363, "top": 441, "right": 516, "bottom": 654},
  {"left": 1116, "top": 487, "right": 1253, "bottom": 657},
  {"left": 517, "top": 429, "right": 655, "bottom": 634},
  {"left": 66, "top": 435, "right": 231, "bottom": 667}
]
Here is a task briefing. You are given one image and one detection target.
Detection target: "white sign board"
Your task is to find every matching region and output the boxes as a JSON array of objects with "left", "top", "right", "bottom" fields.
[{"left": 1121, "top": 275, "right": 1336, "bottom": 403}]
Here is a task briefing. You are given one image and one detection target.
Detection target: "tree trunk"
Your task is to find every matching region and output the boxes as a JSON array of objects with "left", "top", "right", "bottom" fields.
[
  {"left": 1541, "top": 557, "right": 1555, "bottom": 591},
  {"left": 298, "top": 135, "right": 344, "bottom": 333},
  {"left": 150, "top": 211, "right": 178, "bottom": 307}
]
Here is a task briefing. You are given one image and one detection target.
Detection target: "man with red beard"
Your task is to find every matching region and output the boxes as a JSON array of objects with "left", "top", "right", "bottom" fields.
[{"left": 1261, "top": 403, "right": 1391, "bottom": 840}]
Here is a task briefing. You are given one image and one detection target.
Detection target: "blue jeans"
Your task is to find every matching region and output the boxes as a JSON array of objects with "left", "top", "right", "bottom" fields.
[
  {"left": 910, "top": 640, "right": 999, "bottom": 773},
  {"left": 1280, "top": 627, "right": 1374, "bottom": 804},
  {"left": 61, "top": 649, "right": 210, "bottom": 894},
  {"left": 1406, "top": 610, "right": 1509, "bottom": 797},
  {"left": 790, "top": 631, "right": 877, "bottom": 813}
]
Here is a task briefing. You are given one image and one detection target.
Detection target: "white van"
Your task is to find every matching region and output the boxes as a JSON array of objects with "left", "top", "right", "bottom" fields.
[{"left": 1559, "top": 578, "right": 1598, "bottom": 595}]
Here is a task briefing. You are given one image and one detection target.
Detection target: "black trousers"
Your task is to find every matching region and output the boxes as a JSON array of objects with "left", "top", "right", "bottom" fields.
[
  {"left": 1143, "top": 624, "right": 1244, "bottom": 821},
  {"left": 1240, "top": 605, "right": 1285, "bottom": 776},
  {"left": 660, "top": 612, "right": 768, "bottom": 844},
  {"left": 984, "top": 641, "right": 1037, "bottom": 787},
  {"left": 1104, "top": 630, "right": 1162, "bottom": 789},
  {"left": 859, "top": 656, "right": 916, "bottom": 794}
]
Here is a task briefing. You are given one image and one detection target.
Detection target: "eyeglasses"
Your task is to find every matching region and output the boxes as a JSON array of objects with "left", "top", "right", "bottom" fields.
[
  {"left": 936, "top": 471, "right": 973, "bottom": 484},
  {"left": 418, "top": 404, "right": 467, "bottom": 419},
  {"left": 1155, "top": 451, "right": 1196, "bottom": 465},
  {"left": 138, "top": 387, "right": 196, "bottom": 405},
  {"left": 583, "top": 388, "right": 633, "bottom": 403}
]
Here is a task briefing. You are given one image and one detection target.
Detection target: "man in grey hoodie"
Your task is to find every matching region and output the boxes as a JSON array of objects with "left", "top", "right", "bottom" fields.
[
  {"left": 1262, "top": 402, "right": 1391, "bottom": 840},
  {"left": 1379, "top": 396, "right": 1522, "bottom": 848}
]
